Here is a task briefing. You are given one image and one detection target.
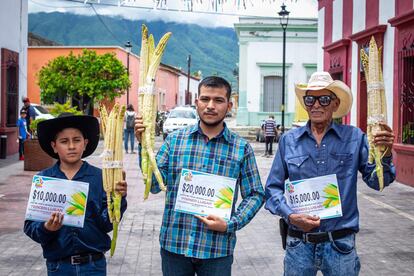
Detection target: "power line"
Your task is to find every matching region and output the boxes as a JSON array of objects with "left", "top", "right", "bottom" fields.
[{"left": 90, "top": 4, "right": 125, "bottom": 45}]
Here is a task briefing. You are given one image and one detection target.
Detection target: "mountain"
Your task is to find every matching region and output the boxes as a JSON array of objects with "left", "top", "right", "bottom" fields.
[{"left": 28, "top": 12, "right": 239, "bottom": 85}]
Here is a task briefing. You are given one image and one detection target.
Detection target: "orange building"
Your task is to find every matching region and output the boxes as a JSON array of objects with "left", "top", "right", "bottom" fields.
[{"left": 28, "top": 46, "right": 180, "bottom": 113}]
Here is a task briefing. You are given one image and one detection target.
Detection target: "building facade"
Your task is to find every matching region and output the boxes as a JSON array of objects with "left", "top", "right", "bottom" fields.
[
  {"left": 318, "top": 0, "right": 414, "bottom": 186},
  {"left": 234, "top": 17, "right": 318, "bottom": 126},
  {"left": 28, "top": 46, "right": 181, "bottom": 113},
  {"left": 178, "top": 72, "right": 200, "bottom": 107},
  {"left": 0, "top": 0, "right": 28, "bottom": 157}
]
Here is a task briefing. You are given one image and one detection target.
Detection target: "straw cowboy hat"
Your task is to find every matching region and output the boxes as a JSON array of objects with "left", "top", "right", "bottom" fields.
[
  {"left": 295, "top": 71, "right": 353, "bottom": 118},
  {"left": 37, "top": 113, "right": 100, "bottom": 159}
]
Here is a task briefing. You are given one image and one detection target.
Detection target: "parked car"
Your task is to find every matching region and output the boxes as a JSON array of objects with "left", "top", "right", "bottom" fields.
[
  {"left": 31, "top": 104, "right": 54, "bottom": 120},
  {"left": 162, "top": 106, "right": 198, "bottom": 140}
]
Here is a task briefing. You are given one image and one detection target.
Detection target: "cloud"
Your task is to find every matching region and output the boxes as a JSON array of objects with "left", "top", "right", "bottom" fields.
[{"left": 29, "top": 0, "right": 317, "bottom": 28}]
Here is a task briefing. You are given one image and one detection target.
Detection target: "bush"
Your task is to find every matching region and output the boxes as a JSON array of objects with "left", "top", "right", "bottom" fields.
[
  {"left": 30, "top": 118, "right": 47, "bottom": 139},
  {"left": 50, "top": 101, "right": 83, "bottom": 117}
]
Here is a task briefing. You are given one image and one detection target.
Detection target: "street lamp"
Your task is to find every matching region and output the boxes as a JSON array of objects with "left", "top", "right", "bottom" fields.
[
  {"left": 125, "top": 41, "right": 132, "bottom": 105},
  {"left": 278, "top": 3, "right": 289, "bottom": 133}
]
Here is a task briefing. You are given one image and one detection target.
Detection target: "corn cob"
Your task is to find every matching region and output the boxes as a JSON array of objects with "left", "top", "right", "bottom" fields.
[
  {"left": 360, "top": 36, "right": 387, "bottom": 191},
  {"left": 138, "top": 24, "right": 171, "bottom": 199},
  {"left": 99, "top": 103, "right": 126, "bottom": 256}
]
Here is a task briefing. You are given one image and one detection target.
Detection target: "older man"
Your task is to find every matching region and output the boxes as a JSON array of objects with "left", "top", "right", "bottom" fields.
[{"left": 265, "top": 72, "right": 395, "bottom": 276}]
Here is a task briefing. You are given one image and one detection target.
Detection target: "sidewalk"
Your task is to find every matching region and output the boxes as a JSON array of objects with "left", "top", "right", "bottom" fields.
[{"left": 0, "top": 138, "right": 413, "bottom": 275}]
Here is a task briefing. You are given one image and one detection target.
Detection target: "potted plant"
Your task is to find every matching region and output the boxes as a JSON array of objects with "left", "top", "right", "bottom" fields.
[{"left": 24, "top": 118, "right": 55, "bottom": 171}]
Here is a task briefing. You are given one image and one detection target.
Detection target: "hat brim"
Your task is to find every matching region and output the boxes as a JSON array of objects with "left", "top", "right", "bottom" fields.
[
  {"left": 295, "top": 80, "right": 353, "bottom": 118},
  {"left": 37, "top": 115, "right": 100, "bottom": 159}
]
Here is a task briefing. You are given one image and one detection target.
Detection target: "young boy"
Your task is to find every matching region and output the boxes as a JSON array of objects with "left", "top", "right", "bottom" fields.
[
  {"left": 24, "top": 113, "right": 127, "bottom": 275},
  {"left": 17, "top": 110, "right": 30, "bottom": 160}
]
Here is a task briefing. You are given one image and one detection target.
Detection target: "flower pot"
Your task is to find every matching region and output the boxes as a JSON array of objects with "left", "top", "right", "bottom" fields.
[{"left": 24, "top": 139, "right": 55, "bottom": 171}]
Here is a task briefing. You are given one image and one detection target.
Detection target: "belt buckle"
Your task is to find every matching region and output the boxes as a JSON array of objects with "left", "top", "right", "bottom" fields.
[
  {"left": 303, "top": 232, "right": 326, "bottom": 243},
  {"left": 71, "top": 255, "right": 82, "bottom": 265}
]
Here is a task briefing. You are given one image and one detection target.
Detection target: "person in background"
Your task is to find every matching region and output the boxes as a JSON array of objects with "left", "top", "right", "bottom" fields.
[
  {"left": 21, "top": 97, "right": 36, "bottom": 133},
  {"left": 17, "top": 110, "right": 30, "bottom": 160},
  {"left": 262, "top": 115, "right": 277, "bottom": 157},
  {"left": 124, "top": 104, "right": 136, "bottom": 154}
]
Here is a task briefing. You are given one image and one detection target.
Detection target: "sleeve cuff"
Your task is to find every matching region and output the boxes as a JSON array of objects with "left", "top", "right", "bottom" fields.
[{"left": 226, "top": 218, "right": 237, "bottom": 233}]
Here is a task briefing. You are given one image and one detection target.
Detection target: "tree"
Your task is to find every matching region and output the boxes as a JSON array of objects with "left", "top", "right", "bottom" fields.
[{"left": 38, "top": 49, "right": 131, "bottom": 113}]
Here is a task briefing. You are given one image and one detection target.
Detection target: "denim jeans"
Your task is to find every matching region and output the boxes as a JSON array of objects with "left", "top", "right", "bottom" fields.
[
  {"left": 124, "top": 128, "right": 135, "bottom": 152},
  {"left": 161, "top": 248, "right": 233, "bottom": 276},
  {"left": 265, "top": 136, "right": 274, "bottom": 155},
  {"left": 46, "top": 257, "right": 106, "bottom": 276},
  {"left": 19, "top": 138, "right": 24, "bottom": 157},
  {"left": 284, "top": 233, "right": 360, "bottom": 276}
]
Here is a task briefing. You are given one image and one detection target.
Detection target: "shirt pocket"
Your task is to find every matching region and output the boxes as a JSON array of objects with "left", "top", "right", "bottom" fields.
[
  {"left": 213, "top": 155, "right": 241, "bottom": 179},
  {"left": 287, "top": 154, "right": 310, "bottom": 179},
  {"left": 329, "top": 152, "right": 353, "bottom": 179}
]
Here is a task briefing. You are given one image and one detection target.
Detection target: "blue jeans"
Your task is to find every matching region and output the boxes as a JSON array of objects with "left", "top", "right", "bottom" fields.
[
  {"left": 124, "top": 128, "right": 135, "bottom": 152},
  {"left": 284, "top": 233, "right": 360, "bottom": 276},
  {"left": 46, "top": 257, "right": 106, "bottom": 276},
  {"left": 161, "top": 248, "right": 233, "bottom": 276}
]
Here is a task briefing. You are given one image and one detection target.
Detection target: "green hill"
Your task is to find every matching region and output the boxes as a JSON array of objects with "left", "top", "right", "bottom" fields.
[{"left": 28, "top": 12, "right": 239, "bottom": 86}]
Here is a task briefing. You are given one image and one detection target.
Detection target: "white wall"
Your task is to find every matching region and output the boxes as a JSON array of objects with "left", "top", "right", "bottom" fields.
[
  {"left": 0, "top": 0, "right": 28, "bottom": 112},
  {"left": 246, "top": 39, "right": 317, "bottom": 113},
  {"left": 317, "top": 7, "right": 325, "bottom": 71},
  {"left": 352, "top": 0, "right": 366, "bottom": 34},
  {"left": 380, "top": 0, "right": 395, "bottom": 125},
  {"left": 332, "top": 0, "right": 343, "bottom": 42},
  {"left": 178, "top": 74, "right": 199, "bottom": 107}
]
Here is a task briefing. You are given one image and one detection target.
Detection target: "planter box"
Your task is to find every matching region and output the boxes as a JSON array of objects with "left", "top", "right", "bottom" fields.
[{"left": 24, "top": 139, "right": 55, "bottom": 171}]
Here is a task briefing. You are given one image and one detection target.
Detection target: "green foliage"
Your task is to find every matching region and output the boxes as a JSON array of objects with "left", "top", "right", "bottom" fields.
[
  {"left": 30, "top": 118, "right": 47, "bottom": 139},
  {"left": 29, "top": 12, "right": 239, "bottom": 84},
  {"left": 38, "top": 49, "right": 131, "bottom": 110},
  {"left": 49, "top": 101, "right": 83, "bottom": 116}
]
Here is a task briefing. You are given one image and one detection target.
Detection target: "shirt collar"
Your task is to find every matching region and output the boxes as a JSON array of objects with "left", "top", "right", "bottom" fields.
[
  {"left": 190, "top": 121, "right": 232, "bottom": 143},
  {"left": 49, "top": 160, "right": 93, "bottom": 179},
  {"left": 295, "top": 120, "right": 343, "bottom": 141}
]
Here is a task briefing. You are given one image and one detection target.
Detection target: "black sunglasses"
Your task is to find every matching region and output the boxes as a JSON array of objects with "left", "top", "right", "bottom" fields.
[{"left": 303, "top": 95, "right": 336, "bottom": 107}]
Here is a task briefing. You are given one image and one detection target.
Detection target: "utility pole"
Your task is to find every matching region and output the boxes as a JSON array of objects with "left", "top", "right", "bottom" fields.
[{"left": 186, "top": 54, "right": 191, "bottom": 105}]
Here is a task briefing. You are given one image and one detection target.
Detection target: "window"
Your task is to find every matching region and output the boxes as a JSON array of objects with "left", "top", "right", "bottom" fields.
[
  {"left": 401, "top": 55, "right": 414, "bottom": 145},
  {"left": 263, "top": 76, "right": 283, "bottom": 112},
  {"left": 1, "top": 48, "right": 19, "bottom": 128}
]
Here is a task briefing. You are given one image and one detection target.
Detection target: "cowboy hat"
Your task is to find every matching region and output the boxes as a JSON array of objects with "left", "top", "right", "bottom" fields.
[
  {"left": 295, "top": 71, "right": 353, "bottom": 118},
  {"left": 37, "top": 113, "right": 100, "bottom": 159}
]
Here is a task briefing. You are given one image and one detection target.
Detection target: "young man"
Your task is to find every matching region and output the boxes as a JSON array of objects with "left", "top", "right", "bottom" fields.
[
  {"left": 21, "top": 97, "right": 36, "bottom": 131},
  {"left": 17, "top": 110, "right": 30, "bottom": 160},
  {"left": 265, "top": 72, "right": 395, "bottom": 275},
  {"left": 262, "top": 115, "right": 277, "bottom": 157},
  {"left": 24, "top": 113, "right": 128, "bottom": 275},
  {"left": 135, "top": 76, "right": 265, "bottom": 276}
]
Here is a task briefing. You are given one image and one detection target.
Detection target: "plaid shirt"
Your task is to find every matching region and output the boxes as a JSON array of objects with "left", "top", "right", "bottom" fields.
[{"left": 150, "top": 122, "right": 265, "bottom": 259}]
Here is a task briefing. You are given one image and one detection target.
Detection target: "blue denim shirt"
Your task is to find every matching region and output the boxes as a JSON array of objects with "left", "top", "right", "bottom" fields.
[
  {"left": 24, "top": 161, "right": 127, "bottom": 261},
  {"left": 265, "top": 122, "right": 395, "bottom": 232}
]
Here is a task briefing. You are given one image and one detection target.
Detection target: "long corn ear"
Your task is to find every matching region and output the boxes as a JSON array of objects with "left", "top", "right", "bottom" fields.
[
  {"left": 146, "top": 32, "right": 172, "bottom": 82},
  {"left": 361, "top": 36, "right": 388, "bottom": 191}
]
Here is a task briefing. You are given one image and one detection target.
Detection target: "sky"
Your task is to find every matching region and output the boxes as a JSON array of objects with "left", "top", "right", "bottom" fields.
[{"left": 28, "top": 0, "right": 318, "bottom": 28}]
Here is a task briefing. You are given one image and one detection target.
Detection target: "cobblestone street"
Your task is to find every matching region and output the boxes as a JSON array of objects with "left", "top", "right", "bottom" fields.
[{"left": 0, "top": 137, "right": 413, "bottom": 275}]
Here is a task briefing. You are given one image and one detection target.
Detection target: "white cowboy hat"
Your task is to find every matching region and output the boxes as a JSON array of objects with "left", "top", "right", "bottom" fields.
[{"left": 295, "top": 71, "right": 353, "bottom": 118}]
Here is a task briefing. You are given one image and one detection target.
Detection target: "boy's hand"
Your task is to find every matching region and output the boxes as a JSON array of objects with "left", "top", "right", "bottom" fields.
[
  {"left": 195, "top": 214, "right": 227, "bottom": 233},
  {"left": 44, "top": 212, "right": 64, "bottom": 232},
  {"left": 134, "top": 115, "right": 145, "bottom": 143},
  {"left": 115, "top": 171, "right": 127, "bottom": 197}
]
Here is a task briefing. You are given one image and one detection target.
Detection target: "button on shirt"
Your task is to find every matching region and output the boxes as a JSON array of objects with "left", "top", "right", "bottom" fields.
[
  {"left": 265, "top": 122, "right": 396, "bottom": 232},
  {"left": 149, "top": 123, "right": 265, "bottom": 259},
  {"left": 24, "top": 161, "right": 127, "bottom": 261}
]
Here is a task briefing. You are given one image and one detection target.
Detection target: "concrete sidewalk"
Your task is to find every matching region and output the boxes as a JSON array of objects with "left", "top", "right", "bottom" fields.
[{"left": 0, "top": 138, "right": 413, "bottom": 275}]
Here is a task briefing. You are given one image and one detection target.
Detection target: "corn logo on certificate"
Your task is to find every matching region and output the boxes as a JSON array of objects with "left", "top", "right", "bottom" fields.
[
  {"left": 25, "top": 175, "right": 89, "bottom": 228},
  {"left": 174, "top": 169, "right": 237, "bottom": 221},
  {"left": 284, "top": 174, "right": 343, "bottom": 220}
]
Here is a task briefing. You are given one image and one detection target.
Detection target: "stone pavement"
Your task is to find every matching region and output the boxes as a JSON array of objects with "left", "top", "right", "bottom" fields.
[{"left": 0, "top": 138, "right": 413, "bottom": 275}]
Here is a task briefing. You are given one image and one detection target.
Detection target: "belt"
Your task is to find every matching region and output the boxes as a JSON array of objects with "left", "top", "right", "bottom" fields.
[
  {"left": 288, "top": 228, "right": 354, "bottom": 244},
  {"left": 61, "top": 252, "right": 104, "bottom": 265}
]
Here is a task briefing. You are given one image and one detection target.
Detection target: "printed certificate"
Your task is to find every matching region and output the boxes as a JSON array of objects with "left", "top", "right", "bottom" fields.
[
  {"left": 174, "top": 169, "right": 237, "bottom": 221},
  {"left": 25, "top": 175, "right": 89, "bottom": 228},
  {"left": 284, "top": 174, "right": 342, "bottom": 220}
]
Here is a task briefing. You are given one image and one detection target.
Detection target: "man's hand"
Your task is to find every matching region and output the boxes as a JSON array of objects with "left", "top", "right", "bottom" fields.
[
  {"left": 373, "top": 122, "right": 395, "bottom": 157},
  {"left": 195, "top": 214, "right": 227, "bottom": 233},
  {"left": 115, "top": 171, "right": 127, "bottom": 197},
  {"left": 134, "top": 115, "right": 145, "bottom": 143},
  {"left": 288, "top": 213, "right": 320, "bottom": 232},
  {"left": 44, "top": 212, "right": 64, "bottom": 232}
]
